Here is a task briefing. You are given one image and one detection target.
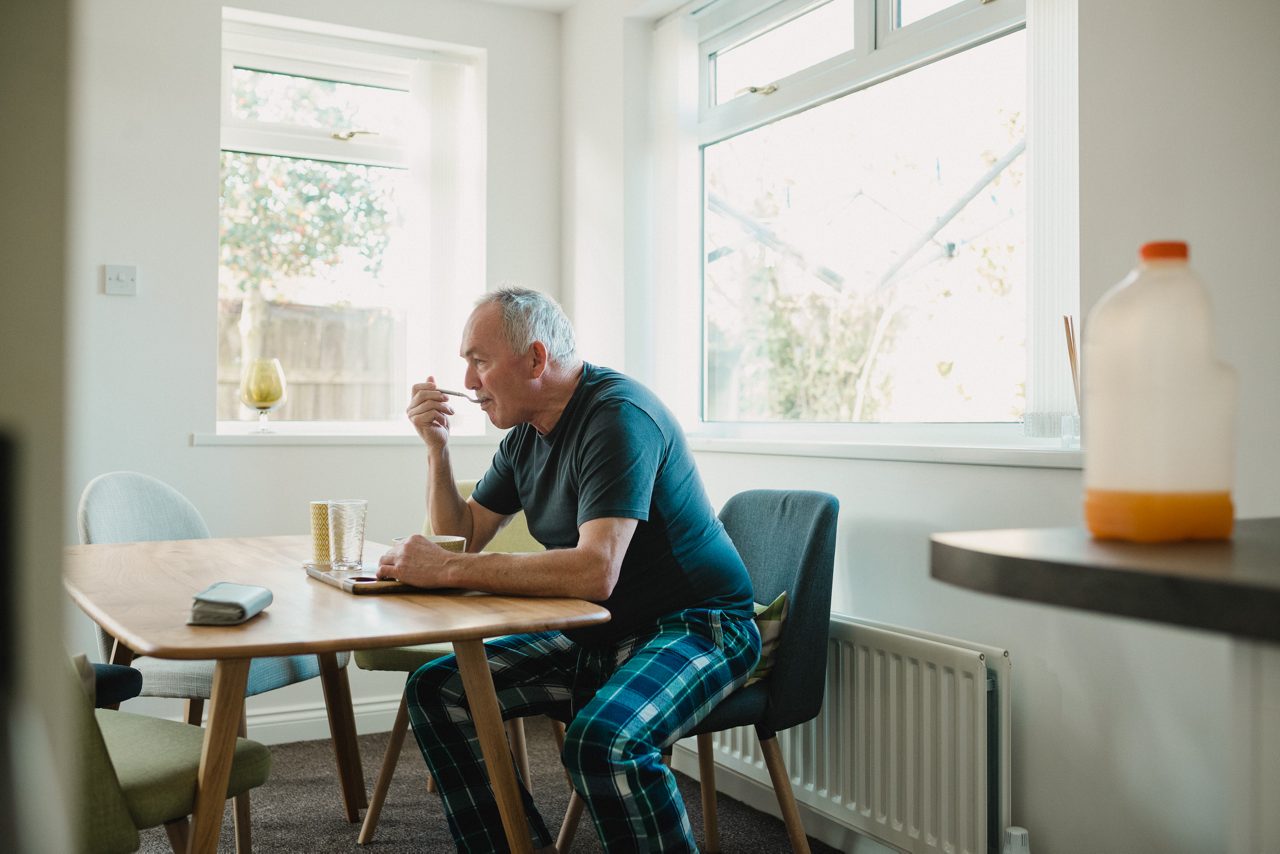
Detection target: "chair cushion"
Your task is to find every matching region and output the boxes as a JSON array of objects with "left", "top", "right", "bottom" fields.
[
  {"left": 353, "top": 642, "right": 455, "bottom": 673},
  {"left": 92, "top": 663, "right": 144, "bottom": 708},
  {"left": 133, "top": 652, "right": 350, "bottom": 699},
  {"left": 96, "top": 709, "right": 271, "bottom": 830},
  {"left": 745, "top": 592, "right": 788, "bottom": 687}
]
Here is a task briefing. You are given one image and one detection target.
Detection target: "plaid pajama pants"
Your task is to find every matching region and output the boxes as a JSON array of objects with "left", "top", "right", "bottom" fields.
[{"left": 405, "top": 607, "right": 762, "bottom": 853}]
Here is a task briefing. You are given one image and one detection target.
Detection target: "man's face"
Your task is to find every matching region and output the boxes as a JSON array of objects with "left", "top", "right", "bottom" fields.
[{"left": 459, "top": 303, "right": 531, "bottom": 429}]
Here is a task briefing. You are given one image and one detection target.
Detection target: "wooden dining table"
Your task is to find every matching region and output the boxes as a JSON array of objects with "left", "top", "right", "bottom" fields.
[{"left": 64, "top": 534, "right": 611, "bottom": 854}]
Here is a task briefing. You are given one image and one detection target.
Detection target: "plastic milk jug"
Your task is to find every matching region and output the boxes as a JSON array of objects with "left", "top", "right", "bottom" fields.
[{"left": 1082, "top": 241, "right": 1237, "bottom": 542}]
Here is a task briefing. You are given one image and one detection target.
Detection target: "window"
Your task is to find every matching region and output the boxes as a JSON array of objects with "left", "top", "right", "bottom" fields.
[
  {"left": 218, "top": 11, "right": 485, "bottom": 435},
  {"left": 709, "top": 0, "right": 856, "bottom": 106},
  {"left": 704, "top": 28, "right": 1025, "bottom": 424},
  {"left": 651, "top": 0, "right": 1078, "bottom": 442}
]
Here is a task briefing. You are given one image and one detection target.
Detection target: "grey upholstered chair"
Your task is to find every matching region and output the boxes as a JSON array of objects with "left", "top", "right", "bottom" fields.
[
  {"left": 557, "top": 489, "right": 839, "bottom": 853},
  {"left": 73, "top": 654, "right": 271, "bottom": 854},
  {"left": 353, "top": 479, "right": 563, "bottom": 845},
  {"left": 76, "top": 471, "right": 356, "bottom": 846}
]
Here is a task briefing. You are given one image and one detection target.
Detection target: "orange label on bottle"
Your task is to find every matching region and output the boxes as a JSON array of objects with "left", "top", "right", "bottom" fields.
[{"left": 1084, "top": 489, "right": 1234, "bottom": 542}]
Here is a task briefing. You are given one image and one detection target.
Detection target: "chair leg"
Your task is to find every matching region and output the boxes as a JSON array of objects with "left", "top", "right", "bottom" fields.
[
  {"left": 556, "top": 790, "right": 586, "bottom": 853},
  {"left": 163, "top": 817, "right": 190, "bottom": 853},
  {"left": 758, "top": 735, "right": 811, "bottom": 854},
  {"left": 233, "top": 709, "right": 252, "bottom": 854},
  {"left": 506, "top": 718, "right": 531, "bottom": 793},
  {"left": 359, "top": 695, "right": 411, "bottom": 845},
  {"left": 550, "top": 719, "right": 572, "bottom": 788},
  {"left": 184, "top": 697, "right": 204, "bottom": 726},
  {"left": 696, "top": 733, "right": 720, "bottom": 852},
  {"left": 551, "top": 717, "right": 565, "bottom": 753}
]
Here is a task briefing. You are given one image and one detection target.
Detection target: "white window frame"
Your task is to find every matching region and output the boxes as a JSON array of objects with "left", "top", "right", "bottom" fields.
[
  {"left": 214, "top": 9, "right": 489, "bottom": 440},
  {"left": 649, "top": 0, "right": 1081, "bottom": 457}
]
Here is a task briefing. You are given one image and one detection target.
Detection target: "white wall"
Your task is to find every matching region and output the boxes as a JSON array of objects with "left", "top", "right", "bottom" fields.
[
  {"left": 1076, "top": 0, "right": 1280, "bottom": 515},
  {"left": 66, "top": 0, "right": 561, "bottom": 729},
  {"left": 561, "top": 0, "right": 627, "bottom": 368},
  {"left": 562, "top": 0, "right": 1280, "bottom": 852}
]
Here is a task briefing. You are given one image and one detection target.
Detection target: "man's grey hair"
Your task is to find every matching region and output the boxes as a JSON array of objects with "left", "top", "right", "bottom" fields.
[{"left": 477, "top": 287, "right": 578, "bottom": 363}]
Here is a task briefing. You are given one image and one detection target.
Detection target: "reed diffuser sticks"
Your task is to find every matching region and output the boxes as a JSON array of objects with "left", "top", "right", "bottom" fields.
[{"left": 1063, "top": 314, "right": 1081, "bottom": 413}]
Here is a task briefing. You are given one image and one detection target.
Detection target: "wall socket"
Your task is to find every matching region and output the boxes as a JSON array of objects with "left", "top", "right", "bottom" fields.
[{"left": 103, "top": 264, "right": 137, "bottom": 296}]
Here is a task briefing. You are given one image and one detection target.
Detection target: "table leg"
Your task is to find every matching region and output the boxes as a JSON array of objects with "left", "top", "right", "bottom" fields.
[
  {"left": 453, "top": 639, "right": 533, "bottom": 854},
  {"left": 187, "top": 658, "right": 250, "bottom": 854},
  {"left": 1231, "top": 640, "right": 1280, "bottom": 854},
  {"left": 108, "top": 638, "right": 134, "bottom": 666},
  {"left": 318, "top": 651, "right": 367, "bottom": 820}
]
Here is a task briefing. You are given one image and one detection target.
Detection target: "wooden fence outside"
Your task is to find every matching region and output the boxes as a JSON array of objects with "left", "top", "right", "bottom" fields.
[{"left": 217, "top": 299, "right": 403, "bottom": 422}]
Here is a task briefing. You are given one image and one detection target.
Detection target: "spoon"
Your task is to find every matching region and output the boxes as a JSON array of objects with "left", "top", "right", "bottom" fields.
[{"left": 436, "top": 387, "right": 482, "bottom": 404}]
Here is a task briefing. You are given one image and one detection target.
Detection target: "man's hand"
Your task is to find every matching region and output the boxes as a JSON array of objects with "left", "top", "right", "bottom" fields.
[
  {"left": 377, "top": 534, "right": 457, "bottom": 588},
  {"left": 406, "top": 376, "right": 455, "bottom": 451}
]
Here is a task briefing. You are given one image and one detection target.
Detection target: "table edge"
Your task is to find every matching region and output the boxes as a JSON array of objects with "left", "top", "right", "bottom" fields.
[{"left": 929, "top": 530, "right": 1280, "bottom": 643}]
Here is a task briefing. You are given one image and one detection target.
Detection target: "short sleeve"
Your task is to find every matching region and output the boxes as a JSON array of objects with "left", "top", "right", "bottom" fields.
[
  {"left": 471, "top": 431, "right": 523, "bottom": 516},
  {"left": 575, "top": 402, "right": 662, "bottom": 526}
]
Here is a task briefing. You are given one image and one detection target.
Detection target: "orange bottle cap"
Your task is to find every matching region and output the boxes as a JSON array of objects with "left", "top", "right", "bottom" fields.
[{"left": 1140, "top": 241, "right": 1189, "bottom": 261}]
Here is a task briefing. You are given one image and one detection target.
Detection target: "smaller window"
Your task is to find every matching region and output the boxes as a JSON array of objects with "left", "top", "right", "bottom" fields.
[
  {"left": 895, "top": 0, "right": 965, "bottom": 29},
  {"left": 711, "top": 0, "right": 855, "bottom": 106},
  {"left": 229, "top": 67, "right": 411, "bottom": 140}
]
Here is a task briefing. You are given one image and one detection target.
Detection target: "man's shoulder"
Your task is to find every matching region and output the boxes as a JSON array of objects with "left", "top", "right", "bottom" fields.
[{"left": 582, "top": 365, "right": 667, "bottom": 418}]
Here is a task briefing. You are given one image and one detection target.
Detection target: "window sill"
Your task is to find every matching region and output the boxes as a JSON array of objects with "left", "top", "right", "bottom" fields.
[
  {"left": 687, "top": 435, "right": 1082, "bottom": 469},
  {"left": 192, "top": 424, "right": 498, "bottom": 447}
]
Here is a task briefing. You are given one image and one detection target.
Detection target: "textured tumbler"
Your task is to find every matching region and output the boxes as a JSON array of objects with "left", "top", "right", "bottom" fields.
[
  {"left": 328, "top": 499, "right": 368, "bottom": 569},
  {"left": 309, "top": 500, "right": 331, "bottom": 567}
]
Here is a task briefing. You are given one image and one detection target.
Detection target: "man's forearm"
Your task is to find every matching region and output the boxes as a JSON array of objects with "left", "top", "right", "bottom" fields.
[
  {"left": 439, "top": 548, "right": 616, "bottom": 601},
  {"left": 426, "top": 446, "right": 471, "bottom": 541}
]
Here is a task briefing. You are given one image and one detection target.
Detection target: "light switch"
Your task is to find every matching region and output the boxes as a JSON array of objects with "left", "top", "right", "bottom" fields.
[{"left": 104, "top": 264, "right": 138, "bottom": 296}]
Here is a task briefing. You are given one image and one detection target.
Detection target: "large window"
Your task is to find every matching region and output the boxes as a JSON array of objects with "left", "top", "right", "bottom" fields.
[
  {"left": 689, "top": 0, "right": 1043, "bottom": 432},
  {"left": 218, "top": 12, "right": 485, "bottom": 434}
]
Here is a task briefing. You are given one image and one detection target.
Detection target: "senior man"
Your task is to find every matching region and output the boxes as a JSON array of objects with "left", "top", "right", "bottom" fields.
[{"left": 379, "top": 286, "right": 759, "bottom": 853}]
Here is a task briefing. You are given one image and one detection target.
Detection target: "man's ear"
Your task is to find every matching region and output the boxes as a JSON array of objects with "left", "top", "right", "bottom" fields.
[{"left": 527, "top": 341, "right": 549, "bottom": 378}]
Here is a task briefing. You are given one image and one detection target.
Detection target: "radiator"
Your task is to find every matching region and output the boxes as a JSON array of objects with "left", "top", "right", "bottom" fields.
[{"left": 700, "top": 616, "right": 1011, "bottom": 854}]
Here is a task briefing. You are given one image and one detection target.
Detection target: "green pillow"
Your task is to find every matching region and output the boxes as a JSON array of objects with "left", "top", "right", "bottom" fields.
[{"left": 746, "top": 591, "right": 788, "bottom": 686}]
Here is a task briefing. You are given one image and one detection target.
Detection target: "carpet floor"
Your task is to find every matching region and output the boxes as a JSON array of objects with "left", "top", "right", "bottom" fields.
[{"left": 135, "top": 717, "right": 840, "bottom": 852}]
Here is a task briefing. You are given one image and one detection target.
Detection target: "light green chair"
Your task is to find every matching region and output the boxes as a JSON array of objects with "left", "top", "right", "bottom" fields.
[
  {"left": 74, "top": 654, "right": 271, "bottom": 854},
  {"left": 355, "top": 480, "right": 553, "bottom": 844}
]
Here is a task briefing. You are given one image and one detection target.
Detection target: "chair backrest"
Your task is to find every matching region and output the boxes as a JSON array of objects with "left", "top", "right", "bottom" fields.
[
  {"left": 78, "top": 471, "right": 211, "bottom": 545},
  {"left": 718, "top": 489, "right": 839, "bottom": 733},
  {"left": 77, "top": 472, "right": 211, "bottom": 659},
  {"left": 70, "top": 656, "right": 141, "bottom": 854},
  {"left": 423, "top": 479, "right": 543, "bottom": 554}
]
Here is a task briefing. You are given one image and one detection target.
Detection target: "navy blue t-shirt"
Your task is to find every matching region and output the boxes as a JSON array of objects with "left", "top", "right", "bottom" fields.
[{"left": 471, "top": 364, "right": 754, "bottom": 645}]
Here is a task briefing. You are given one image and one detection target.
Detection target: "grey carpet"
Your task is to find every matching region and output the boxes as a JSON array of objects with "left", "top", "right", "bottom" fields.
[{"left": 135, "top": 716, "right": 840, "bottom": 852}]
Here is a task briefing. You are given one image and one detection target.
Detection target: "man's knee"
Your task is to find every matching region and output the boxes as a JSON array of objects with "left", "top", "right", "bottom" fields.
[
  {"left": 562, "top": 711, "right": 645, "bottom": 778},
  {"left": 406, "top": 655, "right": 462, "bottom": 714}
]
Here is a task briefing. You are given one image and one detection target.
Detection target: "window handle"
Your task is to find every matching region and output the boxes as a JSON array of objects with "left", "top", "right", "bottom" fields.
[
  {"left": 331, "top": 130, "right": 380, "bottom": 141},
  {"left": 735, "top": 84, "right": 779, "bottom": 97}
]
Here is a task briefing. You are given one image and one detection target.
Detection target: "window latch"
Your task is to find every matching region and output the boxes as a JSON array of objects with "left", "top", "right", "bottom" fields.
[
  {"left": 735, "top": 84, "right": 779, "bottom": 97},
  {"left": 331, "top": 130, "right": 380, "bottom": 141}
]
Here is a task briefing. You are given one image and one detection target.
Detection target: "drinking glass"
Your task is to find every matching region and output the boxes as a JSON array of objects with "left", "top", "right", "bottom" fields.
[
  {"left": 240, "top": 357, "right": 287, "bottom": 433},
  {"left": 328, "top": 499, "right": 368, "bottom": 570}
]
